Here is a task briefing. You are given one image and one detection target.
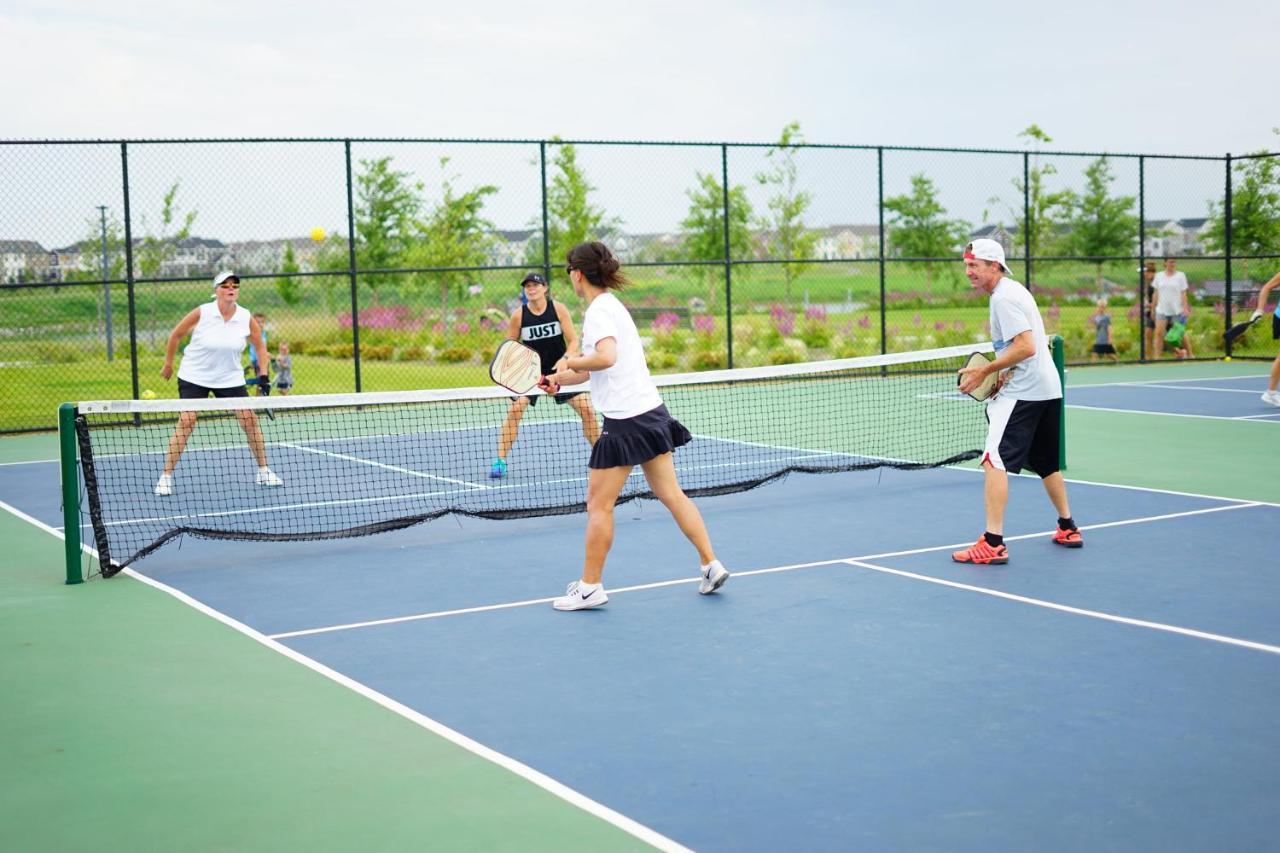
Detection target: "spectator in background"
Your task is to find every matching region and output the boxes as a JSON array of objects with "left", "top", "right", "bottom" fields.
[
  {"left": 1151, "top": 258, "right": 1191, "bottom": 359},
  {"left": 246, "top": 312, "right": 269, "bottom": 385},
  {"left": 275, "top": 341, "right": 294, "bottom": 395},
  {"left": 1142, "top": 262, "right": 1157, "bottom": 356},
  {"left": 1089, "top": 299, "right": 1119, "bottom": 362}
]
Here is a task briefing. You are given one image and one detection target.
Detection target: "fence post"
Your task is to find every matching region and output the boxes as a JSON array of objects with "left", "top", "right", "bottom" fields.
[
  {"left": 59, "top": 403, "right": 83, "bottom": 585},
  {"left": 120, "top": 142, "right": 140, "bottom": 413},
  {"left": 344, "top": 140, "right": 362, "bottom": 392},
  {"left": 877, "top": 147, "right": 886, "bottom": 355},
  {"left": 539, "top": 141, "right": 551, "bottom": 283},
  {"left": 1224, "top": 153, "right": 1234, "bottom": 357},
  {"left": 1022, "top": 151, "right": 1032, "bottom": 290},
  {"left": 721, "top": 144, "right": 734, "bottom": 368},
  {"left": 1138, "top": 155, "right": 1146, "bottom": 362}
]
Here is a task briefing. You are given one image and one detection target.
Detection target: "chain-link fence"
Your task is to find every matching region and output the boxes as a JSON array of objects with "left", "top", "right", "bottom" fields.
[{"left": 2, "top": 137, "right": 1277, "bottom": 432}]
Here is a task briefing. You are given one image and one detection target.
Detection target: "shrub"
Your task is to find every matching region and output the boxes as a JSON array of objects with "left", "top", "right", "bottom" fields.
[
  {"left": 768, "top": 347, "right": 803, "bottom": 365},
  {"left": 649, "top": 350, "right": 679, "bottom": 370},
  {"left": 396, "top": 346, "right": 427, "bottom": 361},
  {"left": 362, "top": 344, "right": 394, "bottom": 361},
  {"left": 689, "top": 349, "right": 727, "bottom": 371},
  {"left": 325, "top": 343, "right": 355, "bottom": 359},
  {"left": 32, "top": 343, "right": 81, "bottom": 364},
  {"left": 437, "top": 347, "right": 472, "bottom": 363},
  {"left": 288, "top": 340, "right": 309, "bottom": 355}
]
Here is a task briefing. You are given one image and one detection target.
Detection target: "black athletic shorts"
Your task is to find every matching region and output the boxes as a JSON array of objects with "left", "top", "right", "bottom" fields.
[
  {"left": 983, "top": 396, "right": 1062, "bottom": 478},
  {"left": 178, "top": 378, "right": 251, "bottom": 399}
]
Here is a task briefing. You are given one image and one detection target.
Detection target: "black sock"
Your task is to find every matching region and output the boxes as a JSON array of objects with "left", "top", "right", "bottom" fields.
[
  {"left": 1058, "top": 517, "right": 1076, "bottom": 531},
  {"left": 984, "top": 531, "right": 1004, "bottom": 547}
]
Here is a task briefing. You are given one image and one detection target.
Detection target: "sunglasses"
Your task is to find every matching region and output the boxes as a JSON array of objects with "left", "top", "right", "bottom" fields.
[
  {"left": 219, "top": 281, "right": 240, "bottom": 289},
  {"left": 564, "top": 265, "right": 575, "bottom": 275}
]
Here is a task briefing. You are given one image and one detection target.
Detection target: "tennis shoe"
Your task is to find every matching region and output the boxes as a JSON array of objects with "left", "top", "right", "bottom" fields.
[
  {"left": 952, "top": 536, "right": 1009, "bottom": 565},
  {"left": 1052, "top": 526, "right": 1084, "bottom": 548},
  {"left": 154, "top": 473, "right": 173, "bottom": 496},
  {"left": 1262, "top": 390, "right": 1280, "bottom": 407},
  {"left": 699, "top": 560, "right": 730, "bottom": 594},
  {"left": 553, "top": 581, "right": 607, "bottom": 611},
  {"left": 256, "top": 467, "right": 283, "bottom": 487},
  {"left": 489, "top": 458, "right": 507, "bottom": 478}
]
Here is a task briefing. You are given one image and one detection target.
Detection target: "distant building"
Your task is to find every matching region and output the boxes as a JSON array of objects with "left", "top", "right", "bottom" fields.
[
  {"left": 1143, "top": 218, "right": 1211, "bottom": 256},
  {"left": 968, "top": 224, "right": 1016, "bottom": 254},
  {"left": 814, "top": 225, "right": 881, "bottom": 260},
  {"left": 487, "top": 229, "right": 538, "bottom": 268},
  {"left": 0, "top": 240, "right": 50, "bottom": 283}
]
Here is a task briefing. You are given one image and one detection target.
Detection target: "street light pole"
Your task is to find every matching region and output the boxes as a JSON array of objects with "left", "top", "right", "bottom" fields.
[{"left": 98, "top": 205, "right": 114, "bottom": 361}]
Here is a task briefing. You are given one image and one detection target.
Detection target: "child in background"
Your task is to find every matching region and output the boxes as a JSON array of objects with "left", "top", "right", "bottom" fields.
[
  {"left": 275, "top": 342, "right": 293, "bottom": 395},
  {"left": 1090, "top": 299, "right": 1119, "bottom": 362}
]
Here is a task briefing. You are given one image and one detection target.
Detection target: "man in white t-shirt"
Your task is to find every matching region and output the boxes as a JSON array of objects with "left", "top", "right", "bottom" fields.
[
  {"left": 1151, "top": 258, "right": 1191, "bottom": 359},
  {"left": 954, "top": 239, "right": 1082, "bottom": 565}
]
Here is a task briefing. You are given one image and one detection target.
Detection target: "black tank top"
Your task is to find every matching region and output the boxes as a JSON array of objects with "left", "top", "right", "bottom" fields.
[{"left": 519, "top": 297, "right": 567, "bottom": 374}]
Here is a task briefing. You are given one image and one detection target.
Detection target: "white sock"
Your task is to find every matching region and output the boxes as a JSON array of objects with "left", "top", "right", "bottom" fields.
[
  {"left": 259, "top": 465, "right": 270, "bottom": 473},
  {"left": 577, "top": 581, "right": 601, "bottom": 594}
]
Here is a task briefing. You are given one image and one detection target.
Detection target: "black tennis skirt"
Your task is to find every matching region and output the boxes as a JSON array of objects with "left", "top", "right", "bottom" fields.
[{"left": 588, "top": 403, "right": 692, "bottom": 469}]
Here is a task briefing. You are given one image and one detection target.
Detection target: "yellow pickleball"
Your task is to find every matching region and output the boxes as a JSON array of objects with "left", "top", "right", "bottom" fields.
[
  {"left": 310, "top": 227, "right": 326, "bottom": 242},
  {"left": 141, "top": 389, "right": 157, "bottom": 400}
]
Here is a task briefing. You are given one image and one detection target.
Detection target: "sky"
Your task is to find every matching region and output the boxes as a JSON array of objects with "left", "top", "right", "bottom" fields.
[{"left": 2, "top": 0, "right": 1277, "bottom": 245}]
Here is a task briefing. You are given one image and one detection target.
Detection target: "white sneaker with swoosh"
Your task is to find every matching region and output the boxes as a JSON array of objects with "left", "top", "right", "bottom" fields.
[
  {"left": 553, "top": 581, "right": 608, "bottom": 611},
  {"left": 699, "top": 560, "right": 730, "bottom": 594}
]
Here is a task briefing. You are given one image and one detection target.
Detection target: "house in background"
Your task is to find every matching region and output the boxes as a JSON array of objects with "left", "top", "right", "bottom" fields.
[
  {"left": 814, "top": 225, "right": 881, "bottom": 260},
  {"left": 0, "top": 240, "right": 50, "bottom": 283},
  {"left": 1143, "top": 218, "right": 1211, "bottom": 256},
  {"left": 968, "top": 224, "right": 1017, "bottom": 254}
]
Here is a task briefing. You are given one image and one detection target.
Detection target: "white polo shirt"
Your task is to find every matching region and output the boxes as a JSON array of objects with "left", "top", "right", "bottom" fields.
[
  {"left": 177, "top": 302, "right": 253, "bottom": 388},
  {"left": 988, "top": 277, "right": 1061, "bottom": 402},
  {"left": 580, "top": 292, "right": 662, "bottom": 419}
]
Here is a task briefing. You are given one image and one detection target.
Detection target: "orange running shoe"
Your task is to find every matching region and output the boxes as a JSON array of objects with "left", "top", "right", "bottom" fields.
[
  {"left": 952, "top": 536, "right": 1009, "bottom": 565},
  {"left": 1052, "top": 526, "right": 1083, "bottom": 548}
]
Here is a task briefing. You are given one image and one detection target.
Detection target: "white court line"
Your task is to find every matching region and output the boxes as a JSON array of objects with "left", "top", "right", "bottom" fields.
[
  {"left": 1070, "top": 373, "right": 1267, "bottom": 389},
  {"left": 0, "top": 497, "right": 690, "bottom": 853},
  {"left": 1066, "top": 403, "right": 1280, "bottom": 422},
  {"left": 280, "top": 442, "right": 489, "bottom": 490},
  {"left": 1239, "top": 413, "right": 1280, "bottom": 421},
  {"left": 1113, "top": 382, "right": 1267, "bottom": 394},
  {"left": 842, "top": 559, "right": 1280, "bottom": 656},
  {"left": 267, "top": 502, "right": 1268, "bottom": 641}
]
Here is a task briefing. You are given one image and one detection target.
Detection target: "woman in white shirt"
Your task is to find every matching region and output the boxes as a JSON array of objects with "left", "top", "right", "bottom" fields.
[
  {"left": 1151, "top": 258, "right": 1191, "bottom": 359},
  {"left": 153, "top": 271, "right": 282, "bottom": 496},
  {"left": 543, "top": 242, "right": 729, "bottom": 610}
]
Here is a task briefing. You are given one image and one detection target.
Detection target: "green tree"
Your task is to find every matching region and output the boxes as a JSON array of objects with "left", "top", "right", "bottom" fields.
[
  {"left": 1205, "top": 131, "right": 1280, "bottom": 281},
  {"left": 990, "top": 125, "right": 1073, "bottom": 259},
  {"left": 755, "top": 121, "right": 817, "bottom": 302},
  {"left": 409, "top": 158, "right": 498, "bottom": 335},
  {"left": 883, "top": 173, "right": 971, "bottom": 290},
  {"left": 679, "top": 171, "right": 754, "bottom": 307},
  {"left": 528, "top": 138, "right": 619, "bottom": 269},
  {"left": 1064, "top": 156, "right": 1138, "bottom": 291},
  {"left": 134, "top": 182, "right": 197, "bottom": 349},
  {"left": 354, "top": 157, "right": 422, "bottom": 299},
  {"left": 275, "top": 242, "right": 303, "bottom": 306}
]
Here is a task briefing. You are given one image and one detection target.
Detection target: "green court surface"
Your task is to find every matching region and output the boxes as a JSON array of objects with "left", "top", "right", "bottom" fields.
[{"left": 1, "top": 357, "right": 1275, "bottom": 851}]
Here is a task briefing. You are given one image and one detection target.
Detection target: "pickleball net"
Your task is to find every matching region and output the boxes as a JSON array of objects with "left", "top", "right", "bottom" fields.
[{"left": 68, "top": 341, "right": 995, "bottom": 576}]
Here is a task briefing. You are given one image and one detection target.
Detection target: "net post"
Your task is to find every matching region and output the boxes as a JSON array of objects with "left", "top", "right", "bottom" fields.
[
  {"left": 1051, "top": 334, "right": 1066, "bottom": 472},
  {"left": 59, "top": 403, "right": 83, "bottom": 585}
]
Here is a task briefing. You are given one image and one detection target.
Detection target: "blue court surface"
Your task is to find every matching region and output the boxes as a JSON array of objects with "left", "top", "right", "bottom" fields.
[
  {"left": 1068, "top": 373, "right": 1280, "bottom": 420},
  {"left": 3, "top": 372, "right": 1279, "bottom": 852}
]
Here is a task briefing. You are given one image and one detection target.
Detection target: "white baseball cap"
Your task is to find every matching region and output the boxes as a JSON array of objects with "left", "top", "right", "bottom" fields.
[
  {"left": 963, "top": 239, "right": 1012, "bottom": 275},
  {"left": 213, "top": 271, "right": 240, "bottom": 286}
]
